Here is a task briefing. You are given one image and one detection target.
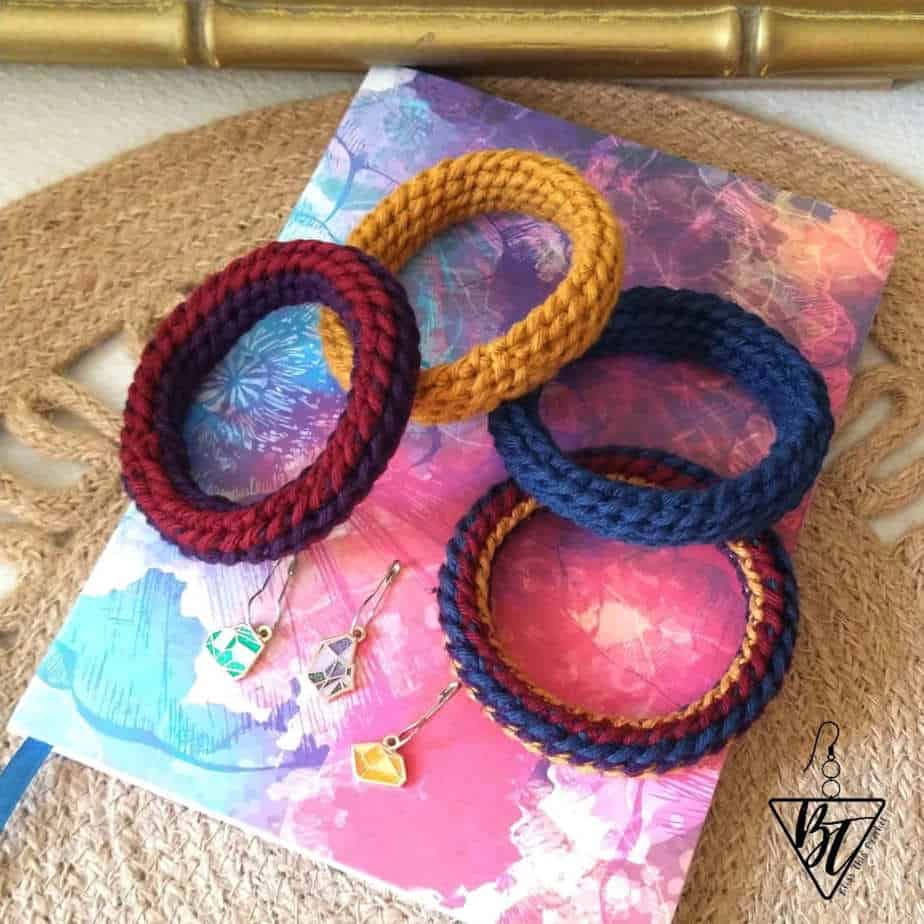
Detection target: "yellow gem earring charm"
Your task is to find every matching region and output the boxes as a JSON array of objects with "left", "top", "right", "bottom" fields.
[
  {"left": 205, "top": 557, "right": 297, "bottom": 680},
  {"left": 352, "top": 681, "right": 460, "bottom": 787},
  {"left": 307, "top": 561, "right": 400, "bottom": 701}
]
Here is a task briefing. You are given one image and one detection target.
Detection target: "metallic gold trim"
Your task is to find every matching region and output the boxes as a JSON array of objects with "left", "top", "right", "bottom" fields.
[
  {"left": 0, "top": 0, "right": 191, "bottom": 66},
  {"left": 755, "top": 8, "right": 924, "bottom": 76},
  {"left": 0, "top": 2, "right": 922, "bottom": 77},
  {"left": 203, "top": 2, "right": 743, "bottom": 76}
]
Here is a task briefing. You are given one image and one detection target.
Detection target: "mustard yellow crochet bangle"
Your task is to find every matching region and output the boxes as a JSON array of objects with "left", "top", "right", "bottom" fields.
[{"left": 319, "top": 149, "right": 625, "bottom": 425}]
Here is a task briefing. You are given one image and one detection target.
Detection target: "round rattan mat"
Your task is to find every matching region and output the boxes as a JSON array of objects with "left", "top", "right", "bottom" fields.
[{"left": 1, "top": 79, "right": 921, "bottom": 923}]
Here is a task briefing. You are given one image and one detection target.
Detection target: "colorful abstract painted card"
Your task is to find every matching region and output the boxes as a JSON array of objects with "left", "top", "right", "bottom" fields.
[{"left": 10, "top": 68, "right": 897, "bottom": 923}]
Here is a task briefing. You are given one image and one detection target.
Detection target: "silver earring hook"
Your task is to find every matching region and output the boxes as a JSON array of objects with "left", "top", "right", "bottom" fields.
[
  {"left": 383, "top": 681, "right": 460, "bottom": 752},
  {"left": 350, "top": 560, "right": 401, "bottom": 641},
  {"left": 246, "top": 556, "right": 297, "bottom": 637},
  {"left": 803, "top": 720, "right": 841, "bottom": 773}
]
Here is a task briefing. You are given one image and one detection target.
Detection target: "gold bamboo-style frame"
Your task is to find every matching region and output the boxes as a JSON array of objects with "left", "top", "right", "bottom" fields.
[{"left": 1, "top": 1, "right": 923, "bottom": 77}]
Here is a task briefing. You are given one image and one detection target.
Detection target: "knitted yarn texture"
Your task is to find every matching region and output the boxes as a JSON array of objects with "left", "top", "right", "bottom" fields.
[
  {"left": 319, "top": 148, "right": 625, "bottom": 424},
  {"left": 489, "top": 287, "right": 834, "bottom": 545},
  {"left": 120, "top": 240, "right": 421, "bottom": 564},
  {"left": 438, "top": 446, "right": 799, "bottom": 775}
]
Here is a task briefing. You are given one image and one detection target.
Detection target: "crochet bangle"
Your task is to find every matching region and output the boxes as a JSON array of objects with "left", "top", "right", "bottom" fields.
[
  {"left": 120, "top": 240, "right": 421, "bottom": 565},
  {"left": 488, "top": 286, "right": 834, "bottom": 545},
  {"left": 438, "top": 447, "right": 799, "bottom": 775},
  {"left": 319, "top": 149, "right": 625, "bottom": 425}
]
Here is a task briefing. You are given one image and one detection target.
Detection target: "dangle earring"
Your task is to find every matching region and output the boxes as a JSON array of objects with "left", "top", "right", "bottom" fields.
[
  {"left": 803, "top": 720, "right": 842, "bottom": 798},
  {"left": 205, "top": 556, "right": 297, "bottom": 680},
  {"left": 352, "top": 681, "right": 460, "bottom": 787},
  {"left": 307, "top": 561, "right": 401, "bottom": 701}
]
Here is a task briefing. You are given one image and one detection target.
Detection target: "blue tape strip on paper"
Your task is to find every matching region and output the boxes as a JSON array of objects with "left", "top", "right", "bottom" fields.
[{"left": 0, "top": 737, "right": 51, "bottom": 832}]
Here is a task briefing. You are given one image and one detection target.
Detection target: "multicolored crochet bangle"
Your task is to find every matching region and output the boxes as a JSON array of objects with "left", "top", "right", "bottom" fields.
[
  {"left": 319, "top": 148, "right": 625, "bottom": 425},
  {"left": 488, "top": 286, "right": 834, "bottom": 545},
  {"left": 438, "top": 447, "right": 799, "bottom": 775},
  {"left": 120, "top": 239, "right": 421, "bottom": 564}
]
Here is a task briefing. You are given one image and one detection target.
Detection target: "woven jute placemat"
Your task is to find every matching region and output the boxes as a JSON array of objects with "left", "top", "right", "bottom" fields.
[{"left": 0, "top": 79, "right": 921, "bottom": 923}]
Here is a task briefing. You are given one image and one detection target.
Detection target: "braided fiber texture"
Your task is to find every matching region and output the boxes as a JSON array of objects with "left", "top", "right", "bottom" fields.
[
  {"left": 319, "top": 148, "right": 625, "bottom": 424},
  {"left": 120, "top": 239, "right": 421, "bottom": 564},
  {"left": 490, "top": 286, "right": 834, "bottom": 545},
  {"left": 2, "top": 82, "right": 923, "bottom": 924},
  {"left": 439, "top": 447, "right": 798, "bottom": 775}
]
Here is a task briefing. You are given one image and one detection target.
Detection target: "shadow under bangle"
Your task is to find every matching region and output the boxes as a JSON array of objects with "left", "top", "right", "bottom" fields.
[
  {"left": 488, "top": 286, "right": 834, "bottom": 545},
  {"left": 319, "top": 148, "right": 625, "bottom": 425},
  {"left": 438, "top": 446, "right": 799, "bottom": 775},
  {"left": 120, "top": 239, "right": 421, "bottom": 564}
]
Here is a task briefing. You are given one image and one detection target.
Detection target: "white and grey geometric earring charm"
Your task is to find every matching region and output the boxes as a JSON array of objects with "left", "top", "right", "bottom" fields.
[
  {"left": 307, "top": 560, "right": 400, "bottom": 701},
  {"left": 205, "top": 556, "right": 297, "bottom": 680}
]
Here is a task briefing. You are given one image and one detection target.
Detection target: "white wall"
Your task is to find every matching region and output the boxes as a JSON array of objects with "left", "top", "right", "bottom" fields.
[{"left": 1, "top": 65, "right": 923, "bottom": 207}]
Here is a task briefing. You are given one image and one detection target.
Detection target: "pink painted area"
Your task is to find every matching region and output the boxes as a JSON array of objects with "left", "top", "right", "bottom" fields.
[{"left": 493, "top": 519, "right": 747, "bottom": 719}]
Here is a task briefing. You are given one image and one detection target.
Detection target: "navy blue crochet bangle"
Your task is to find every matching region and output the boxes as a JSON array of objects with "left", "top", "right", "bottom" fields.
[
  {"left": 438, "top": 446, "right": 799, "bottom": 775},
  {"left": 488, "top": 286, "right": 834, "bottom": 545}
]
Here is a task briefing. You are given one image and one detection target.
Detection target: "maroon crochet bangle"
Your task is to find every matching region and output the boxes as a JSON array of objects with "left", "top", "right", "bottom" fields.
[{"left": 120, "top": 239, "right": 421, "bottom": 564}]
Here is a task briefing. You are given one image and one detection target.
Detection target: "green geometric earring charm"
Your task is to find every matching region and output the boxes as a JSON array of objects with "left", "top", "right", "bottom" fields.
[
  {"left": 206, "top": 557, "right": 296, "bottom": 681},
  {"left": 206, "top": 623, "right": 272, "bottom": 679}
]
